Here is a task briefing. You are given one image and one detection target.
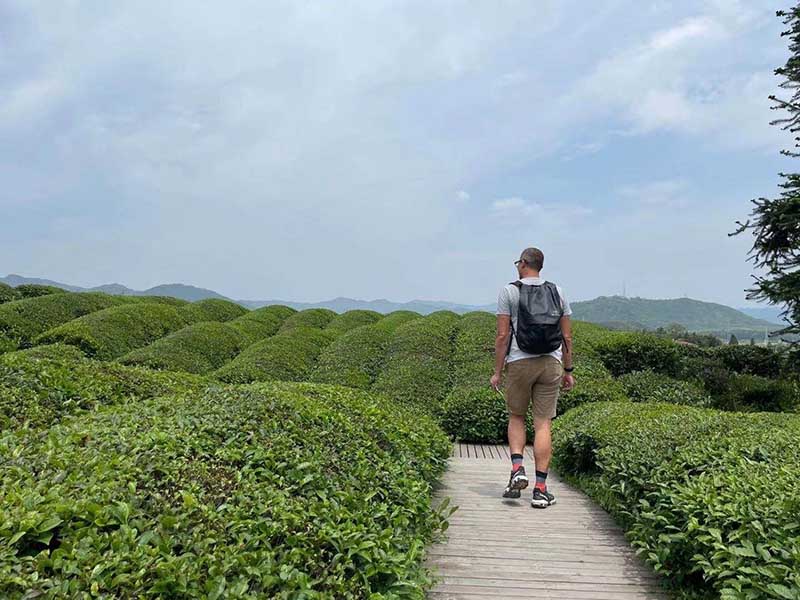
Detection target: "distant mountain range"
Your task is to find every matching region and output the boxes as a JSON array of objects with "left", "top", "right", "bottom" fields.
[{"left": 1, "top": 274, "right": 785, "bottom": 335}]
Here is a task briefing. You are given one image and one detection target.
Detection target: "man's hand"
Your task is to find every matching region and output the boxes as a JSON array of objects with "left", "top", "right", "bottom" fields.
[
  {"left": 490, "top": 372, "right": 502, "bottom": 392},
  {"left": 562, "top": 373, "right": 575, "bottom": 391}
]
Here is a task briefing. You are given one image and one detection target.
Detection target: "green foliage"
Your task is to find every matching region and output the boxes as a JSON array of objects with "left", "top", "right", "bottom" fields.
[
  {"left": 715, "top": 373, "right": 799, "bottom": 413},
  {"left": 119, "top": 322, "right": 251, "bottom": 374},
  {"left": 228, "top": 305, "right": 296, "bottom": 344},
  {"left": 0, "top": 383, "right": 451, "bottom": 598},
  {"left": 214, "top": 327, "right": 336, "bottom": 384},
  {"left": 437, "top": 385, "right": 534, "bottom": 443},
  {"left": 372, "top": 311, "right": 422, "bottom": 332},
  {"left": 279, "top": 308, "right": 336, "bottom": 332},
  {"left": 617, "top": 370, "right": 711, "bottom": 407},
  {"left": 324, "top": 309, "right": 383, "bottom": 335},
  {"left": 558, "top": 355, "right": 628, "bottom": 413},
  {"left": 14, "top": 285, "right": 66, "bottom": 299},
  {"left": 553, "top": 402, "right": 800, "bottom": 599},
  {"left": 311, "top": 326, "right": 391, "bottom": 389},
  {"left": 711, "top": 344, "right": 784, "bottom": 378},
  {"left": 310, "top": 312, "right": 423, "bottom": 389},
  {"left": 0, "top": 283, "right": 19, "bottom": 304},
  {"left": 35, "top": 303, "right": 189, "bottom": 360},
  {"left": 596, "top": 332, "right": 684, "bottom": 377},
  {"left": 0, "top": 293, "right": 128, "bottom": 348},
  {"left": 0, "top": 348, "right": 207, "bottom": 430},
  {"left": 177, "top": 298, "right": 248, "bottom": 324},
  {"left": 372, "top": 311, "right": 460, "bottom": 412},
  {"left": 451, "top": 311, "right": 494, "bottom": 387}
]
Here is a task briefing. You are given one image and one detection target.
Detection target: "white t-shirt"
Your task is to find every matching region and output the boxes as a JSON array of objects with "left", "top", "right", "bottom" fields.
[{"left": 496, "top": 277, "right": 572, "bottom": 363}]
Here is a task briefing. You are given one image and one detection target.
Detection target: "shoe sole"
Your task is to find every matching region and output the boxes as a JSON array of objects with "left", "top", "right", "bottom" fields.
[
  {"left": 531, "top": 496, "right": 557, "bottom": 509},
  {"left": 510, "top": 474, "right": 529, "bottom": 491}
]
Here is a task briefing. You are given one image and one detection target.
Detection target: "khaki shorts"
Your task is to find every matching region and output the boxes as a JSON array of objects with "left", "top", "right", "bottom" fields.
[{"left": 505, "top": 356, "right": 563, "bottom": 419}]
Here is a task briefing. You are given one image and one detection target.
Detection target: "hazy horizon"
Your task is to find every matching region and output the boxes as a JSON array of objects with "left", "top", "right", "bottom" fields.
[{"left": 1, "top": 2, "right": 793, "bottom": 307}]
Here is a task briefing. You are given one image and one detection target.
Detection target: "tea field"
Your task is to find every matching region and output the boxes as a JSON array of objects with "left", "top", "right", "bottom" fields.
[{"left": 0, "top": 288, "right": 798, "bottom": 598}]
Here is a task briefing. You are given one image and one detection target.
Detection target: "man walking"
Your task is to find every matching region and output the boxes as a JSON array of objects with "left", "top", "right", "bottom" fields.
[{"left": 490, "top": 247, "right": 575, "bottom": 508}]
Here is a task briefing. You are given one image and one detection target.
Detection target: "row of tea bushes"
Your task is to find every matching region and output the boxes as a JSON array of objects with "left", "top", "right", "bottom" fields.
[
  {"left": 0, "top": 345, "right": 208, "bottom": 430},
  {"left": 213, "top": 309, "right": 385, "bottom": 384},
  {"left": 617, "top": 369, "right": 712, "bottom": 407},
  {"left": 552, "top": 401, "right": 800, "bottom": 599},
  {"left": 0, "top": 283, "right": 66, "bottom": 304},
  {"left": 372, "top": 311, "right": 460, "bottom": 412},
  {"left": 0, "top": 382, "right": 452, "bottom": 597},
  {"left": 175, "top": 298, "right": 248, "bottom": 324},
  {"left": 215, "top": 327, "right": 336, "bottom": 384},
  {"left": 311, "top": 311, "right": 421, "bottom": 389},
  {"left": 35, "top": 303, "right": 193, "bottom": 360},
  {"left": 118, "top": 306, "right": 297, "bottom": 374},
  {"left": 0, "top": 292, "right": 192, "bottom": 353},
  {"left": 436, "top": 312, "right": 510, "bottom": 442}
]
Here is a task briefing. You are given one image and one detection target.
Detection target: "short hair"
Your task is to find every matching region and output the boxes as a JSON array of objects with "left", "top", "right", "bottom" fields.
[{"left": 520, "top": 247, "right": 544, "bottom": 270}]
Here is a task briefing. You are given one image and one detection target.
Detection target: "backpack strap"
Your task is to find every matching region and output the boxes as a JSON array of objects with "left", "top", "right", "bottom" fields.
[{"left": 506, "top": 281, "right": 522, "bottom": 353}]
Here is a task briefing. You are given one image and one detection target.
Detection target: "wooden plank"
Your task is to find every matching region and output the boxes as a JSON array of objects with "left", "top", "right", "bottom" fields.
[{"left": 425, "top": 453, "right": 666, "bottom": 598}]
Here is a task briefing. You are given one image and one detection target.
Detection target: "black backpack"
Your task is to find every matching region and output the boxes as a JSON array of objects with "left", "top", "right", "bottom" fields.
[{"left": 509, "top": 280, "right": 564, "bottom": 354}]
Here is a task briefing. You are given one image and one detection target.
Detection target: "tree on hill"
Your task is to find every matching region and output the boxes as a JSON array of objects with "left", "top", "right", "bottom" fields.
[
  {"left": 733, "top": 6, "right": 800, "bottom": 351},
  {"left": 729, "top": 334, "right": 739, "bottom": 346}
]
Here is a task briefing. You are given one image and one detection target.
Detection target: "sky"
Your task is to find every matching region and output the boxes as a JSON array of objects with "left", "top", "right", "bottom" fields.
[{"left": 0, "top": 1, "right": 796, "bottom": 306}]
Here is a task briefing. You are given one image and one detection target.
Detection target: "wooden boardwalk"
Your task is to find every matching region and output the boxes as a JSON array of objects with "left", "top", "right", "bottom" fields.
[{"left": 425, "top": 443, "right": 669, "bottom": 599}]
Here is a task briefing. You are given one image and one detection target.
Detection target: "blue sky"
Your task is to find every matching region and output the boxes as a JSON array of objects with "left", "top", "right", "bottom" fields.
[{"left": 0, "top": 1, "right": 795, "bottom": 306}]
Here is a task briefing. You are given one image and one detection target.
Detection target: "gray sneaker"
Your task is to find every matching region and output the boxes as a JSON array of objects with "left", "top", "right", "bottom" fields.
[
  {"left": 502, "top": 466, "right": 529, "bottom": 498},
  {"left": 531, "top": 487, "right": 556, "bottom": 508}
]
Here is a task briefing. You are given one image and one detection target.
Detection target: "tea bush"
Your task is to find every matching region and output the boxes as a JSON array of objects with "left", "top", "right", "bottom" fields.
[
  {"left": 36, "top": 303, "right": 190, "bottom": 360},
  {"left": 436, "top": 385, "right": 536, "bottom": 443},
  {"left": 0, "top": 293, "right": 128, "bottom": 349},
  {"left": 0, "top": 382, "right": 451, "bottom": 598},
  {"left": 311, "top": 311, "right": 422, "bottom": 389},
  {"left": 372, "top": 311, "right": 460, "bottom": 412},
  {"left": 215, "top": 327, "right": 336, "bottom": 384},
  {"left": 710, "top": 344, "right": 785, "bottom": 379},
  {"left": 596, "top": 333, "right": 684, "bottom": 377},
  {"left": 552, "top": 402, "right": 800, "bottom": 599},
  {"left": 15, "top": 285, "right": 66, "bottom": 299},
  {"left": 0, "top": 283, "right": 19, "bottom": 304},
  {"left": 450, "top": 311, "right": 494, "bottom": 388},
  {"left": 0, "top": 348, "right": 207, "bottom": 430},
  {"left": 118, "top": 322, "right": 251, "bottom": 374},
  {"left": 714, "top": 373, "right": 799, "bottom": 413},
  {"left": 617, "top": 370, "right": 711, "bottom": 407},
  {"left": 279, "top": 308, "right": 336, "bottom": 332},
  {"left": 324, "top": 309, "right": 383, "bottom": 335},
  {"left": 557, "top": 355, "right": 628, "bottom": 413},
  {"left": 228, "top": 305, "right": 296, "bottom": 344},
  {"left": 177, "top": 298, "right": 248, "bottom": 324}
]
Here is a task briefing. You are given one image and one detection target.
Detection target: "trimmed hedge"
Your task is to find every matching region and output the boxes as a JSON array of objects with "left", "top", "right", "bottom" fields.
[
  {"left": 450, "top": 311, "right": 494, "bottom": 388},
  {"left": 372, "top": 311, "right": 460, "bottom": 412},
  {"left": 214, "top": 327, "right": 336, "bottom": 384},
  {"left": 310, "top": 311, "right": 422, "bottom": 389},
  {"left": 558, "top": 355, "right": 627, "bottom": 413},
  {"left": 0, "top": 383, "right": 451, "bottom": 597},
  {"left": 553, "top": 401, "right": 800, "bottom": 599},
  {"left": 618, "top": 370, "right": 712, "bottom": 407},
  {"left": 0, "top": 348, "right": 207, "bottom": 430},
  {"left": 0, "top": 283, "right": 18, "bottom": 304},
  {"left": 711, "top": 344, "right": 785, "bottom": 379},
  {"left": 177, "top": 298, "right": 248, "bottom": 324},
  {"left": 324, "top": 309, "right": 383, "bottom": 335},
  {"left": 279, "top": 308, "right": 336, "bottom": 332},
  {"left": 15, "top": 285, "right": 66, "bottom": 299},
  {"left": 35, "top": 303, "right": 190, "bottom": 360},
  {"left": 228, "top": 305, "right": 296, "bottom": 344},
  {"left": 596, "top": 332, "right": 685, "bottom": 377},
  {"left": 0, "top": 293, "right": 128, "bottom": 350},
  {"left": 118, "top": 322, "right": 251, "bottom": 374}
]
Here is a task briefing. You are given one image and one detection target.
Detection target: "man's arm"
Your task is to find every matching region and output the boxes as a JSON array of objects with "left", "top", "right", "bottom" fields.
[
  {"left": 490, "top": 315, "right": 511, "bottom": 390},
  {"left": 560, "top": 315, "right": 573, "bottom": 370},
  {"left": 560, "top": 315, "right": 575, "bottom": 390}
]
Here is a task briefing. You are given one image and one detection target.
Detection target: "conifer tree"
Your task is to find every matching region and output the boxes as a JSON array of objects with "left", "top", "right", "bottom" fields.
[{"left": 733, "top": 6, "right": 800, "bottom": 347}]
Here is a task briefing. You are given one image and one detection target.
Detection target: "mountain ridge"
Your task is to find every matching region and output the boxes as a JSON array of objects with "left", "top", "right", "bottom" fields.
[{"left": 1, "top": 273, "right": 781, "bottom": 333}]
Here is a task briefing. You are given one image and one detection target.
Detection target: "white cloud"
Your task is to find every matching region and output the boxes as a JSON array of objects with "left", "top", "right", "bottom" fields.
[{"left": 618, "top": 179, "right": 691, "bottom": 208}]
